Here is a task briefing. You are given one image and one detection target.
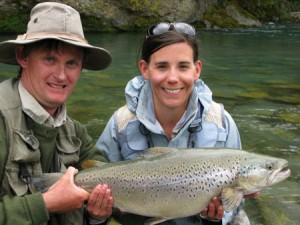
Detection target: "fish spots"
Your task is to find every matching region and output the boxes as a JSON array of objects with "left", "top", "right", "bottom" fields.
[
  {"left": 70, "top": 149, "right": 291, "bottom": 219},
  {"left": 150, "top": 193, "right": 159, "bottom": 199},
  {"left": 189, "top": 194, "right": 197, "bottom": 198}
]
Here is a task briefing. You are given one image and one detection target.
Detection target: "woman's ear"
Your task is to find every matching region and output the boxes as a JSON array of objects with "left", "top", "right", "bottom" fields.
[
  {"left": 194, "top": 60, "right": 202, "bottom": 80},
  {"left": 15, "top": 45, "right": 27, "bottom": 68},
  {"left": 139, "top": 60, "right": 150, "bottom": 80}
]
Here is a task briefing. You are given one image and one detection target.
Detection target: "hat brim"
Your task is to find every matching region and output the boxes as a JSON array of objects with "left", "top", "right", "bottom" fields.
[{"left": 0, "top": 37, "right": 112, "bottom": 71}]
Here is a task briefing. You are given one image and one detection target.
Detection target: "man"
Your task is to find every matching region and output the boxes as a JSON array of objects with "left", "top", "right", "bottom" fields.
[{"left": 0, "top": 2, "right": 113, "bottom": 225}]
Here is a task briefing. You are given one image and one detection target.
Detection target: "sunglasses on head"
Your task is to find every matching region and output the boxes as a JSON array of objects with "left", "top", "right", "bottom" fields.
[{"left": 147, "top": 22, "right": 196, "bottom": 37}]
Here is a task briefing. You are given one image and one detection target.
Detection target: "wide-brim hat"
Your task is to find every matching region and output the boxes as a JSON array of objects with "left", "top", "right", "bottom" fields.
[{"left": 0, "top": 2, "right": 112, "bottom": 70}]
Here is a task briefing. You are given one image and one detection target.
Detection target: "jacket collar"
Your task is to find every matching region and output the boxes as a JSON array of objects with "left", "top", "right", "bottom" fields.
[{"left": 125, "top": 76, "right": 213, "bottom": 134}]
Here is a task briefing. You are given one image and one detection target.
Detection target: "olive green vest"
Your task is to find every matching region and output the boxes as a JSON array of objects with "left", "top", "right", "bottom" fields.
[{"left": 0, "top": 78, "right": 85, "bottom": 225}]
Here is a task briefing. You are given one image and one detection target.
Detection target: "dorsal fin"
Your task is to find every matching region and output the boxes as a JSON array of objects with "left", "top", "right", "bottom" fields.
[
  {"left": 140, "top": 147, "right": 178, "bottom": 159},
  {"left": 81, "top": 160, "right": 107, "bottom": 169}
]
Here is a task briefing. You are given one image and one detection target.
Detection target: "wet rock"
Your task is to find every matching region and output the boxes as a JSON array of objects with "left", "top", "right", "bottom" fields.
[{"left": 225, "top": 4, "right": 261, "bottom": 27}]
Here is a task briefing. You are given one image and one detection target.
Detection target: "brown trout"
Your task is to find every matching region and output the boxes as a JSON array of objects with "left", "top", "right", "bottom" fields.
[{"left": 32, "top": 147, "right": 291, "bottom": 225}]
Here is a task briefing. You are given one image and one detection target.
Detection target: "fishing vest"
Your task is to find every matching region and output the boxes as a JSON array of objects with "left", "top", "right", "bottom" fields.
[
  {"left": 0, "top": 78, "right": 84, "bottom": 225},
  {"left": 114, "top": 101, "right": 228, "bottom": 160}
]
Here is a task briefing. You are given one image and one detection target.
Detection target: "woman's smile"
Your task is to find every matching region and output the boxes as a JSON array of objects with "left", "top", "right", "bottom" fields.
[{"left": 163, "top": 87, "right": 183, "bottom": 94}]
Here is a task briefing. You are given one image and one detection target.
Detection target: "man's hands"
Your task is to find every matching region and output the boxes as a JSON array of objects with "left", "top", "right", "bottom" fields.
[
  {"left": 42, "top": 166, "right": 113, "bottom": 221},
  {"left": 42, "top": 167, "right": 90, "bottom": 213}
]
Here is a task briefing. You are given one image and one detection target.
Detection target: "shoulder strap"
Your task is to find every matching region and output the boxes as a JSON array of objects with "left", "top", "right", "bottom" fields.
[
  {"left": 115, "top": 105, "right": 136, "bottom": 132},
  {"left": 116, "top": 102, "right": 225, "bottom": 131},
  {"left": 0, "top": 115, "right": 7, "bottom": 185},
  {"left": 204, "top": 101, "right": 225, "bottom": 129}
]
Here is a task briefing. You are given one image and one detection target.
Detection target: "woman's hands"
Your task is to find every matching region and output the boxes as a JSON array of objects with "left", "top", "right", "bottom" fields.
[
  {"left": 200, "top": 191, "right": 260, "bottom": 222},
  {"left": 86, "top": 184, "right": 113, "bottom": 220},
  {"left": 199, "top": 197, "right": 223, "bottom": 221}
]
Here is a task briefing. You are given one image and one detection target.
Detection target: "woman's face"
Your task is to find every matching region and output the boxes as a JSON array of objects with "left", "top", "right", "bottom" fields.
[{"left": 139, "top": 42, "right": 202, "bottom": 113}]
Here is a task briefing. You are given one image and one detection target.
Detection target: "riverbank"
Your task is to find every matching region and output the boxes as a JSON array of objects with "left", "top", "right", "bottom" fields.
[{"left": 0, "top": 0, "right": 299, "bottom": 33}]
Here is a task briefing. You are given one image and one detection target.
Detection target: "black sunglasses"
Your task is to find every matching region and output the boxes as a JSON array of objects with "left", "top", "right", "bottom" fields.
[{"left": 147, "top": 22, "right": 196, "bottom": 37}]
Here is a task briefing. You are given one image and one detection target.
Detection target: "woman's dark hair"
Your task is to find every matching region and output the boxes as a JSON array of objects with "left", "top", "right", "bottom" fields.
[{"left": 140, "top": 31, "right": 199, "bottom": 63}]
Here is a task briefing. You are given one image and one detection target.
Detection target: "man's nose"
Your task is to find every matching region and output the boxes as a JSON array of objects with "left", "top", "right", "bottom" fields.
[{"left": 55, "top": 65, "right": 67, "bottom": 80}]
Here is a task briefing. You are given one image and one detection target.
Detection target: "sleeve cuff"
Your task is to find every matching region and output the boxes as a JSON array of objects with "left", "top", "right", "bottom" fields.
[
  {"left": 25, "top": 192, "right": 49, "bottom": 224},
  {"left": 89, "top": 218, "right": 110, "bottom": 224}
]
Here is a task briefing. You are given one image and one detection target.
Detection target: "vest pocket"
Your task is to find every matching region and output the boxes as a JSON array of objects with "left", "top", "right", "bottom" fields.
[
  {"left": 192, "top": 122, "right": 219, "bottom": 147},
  {"left": 119, "top": 121, "right": 148, "bottom": 160},
  {"left": 5, "top": 162, "right": 42, "bottom": 196},
  {"left": 6, "top": 130, "right": 41, "bottom": 196},
  {"left": 12, "top": 130, "right": 40, "bottom": 163},
  {"left": 5, "top": 170, "right": 28, "bottom": 196},
  {"left": 56, "top": 136, "right": 81, "bottom": 165}
]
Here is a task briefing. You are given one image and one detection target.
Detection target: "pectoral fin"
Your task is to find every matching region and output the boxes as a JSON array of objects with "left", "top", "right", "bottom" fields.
[
  {"left": 221, "top": 187, "right": 244, "bottom": 212},
  {"left": 144, "top": 217, "right": 171, "bottom": 225}
]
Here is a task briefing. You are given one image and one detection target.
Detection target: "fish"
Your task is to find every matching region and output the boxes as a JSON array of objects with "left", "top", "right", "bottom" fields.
[{"left": 32, "top": 147, "right": 291, "bottom": 225}]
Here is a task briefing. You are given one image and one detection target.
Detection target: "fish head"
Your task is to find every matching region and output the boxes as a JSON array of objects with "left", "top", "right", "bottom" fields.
[{"left": 237, "top": 153, "right": 291, "bottom": 192}]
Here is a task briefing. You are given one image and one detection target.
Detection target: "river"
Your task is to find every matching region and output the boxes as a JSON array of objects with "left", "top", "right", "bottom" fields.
[{"left": 0, "top": 23, "right": 299, "bottom": 225}]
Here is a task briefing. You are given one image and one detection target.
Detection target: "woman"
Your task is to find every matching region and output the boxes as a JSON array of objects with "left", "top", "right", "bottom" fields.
[{"left": 96, "top": 22, "right": 249, "bottom": 225}]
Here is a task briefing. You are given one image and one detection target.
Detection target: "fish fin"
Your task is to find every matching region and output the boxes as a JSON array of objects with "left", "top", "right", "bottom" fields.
[
  {"left": 243, "top": 189, "right": 260, "bottom": 196},
  {"left": 221, "top": 187, "right": 244, "bottom": 212},
  {"left": 144, "top": 217, "right": 171, "bottom": 225},
  {"left": 31, "top": 173, "right": 63, "bottom": 192},
  {"left": 141, "top": 147, "right": 178, "bottom": 159},
  {"left": 81, "top": 160, "right": 106, "bottom": 169}
]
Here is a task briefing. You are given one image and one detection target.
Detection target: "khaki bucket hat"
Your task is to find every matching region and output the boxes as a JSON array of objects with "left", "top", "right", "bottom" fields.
[{"left": 0, "top": 2, "right": 112, "bottom": 70}]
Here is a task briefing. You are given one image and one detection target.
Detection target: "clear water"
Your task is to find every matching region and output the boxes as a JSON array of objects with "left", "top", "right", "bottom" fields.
[{"left": 0, "top": 23, "right": 299, "bottom": 225}]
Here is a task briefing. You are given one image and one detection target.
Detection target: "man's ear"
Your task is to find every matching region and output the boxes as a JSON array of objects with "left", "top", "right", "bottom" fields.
[
  {"left": 194, "top": 60, "right": 202, "bottom": 80},
  {"left": 15, "top": 45, "right": 27, "bottom": 67},
  {"left": 139, "top": 60, "right": 150, "bottom": 80}
]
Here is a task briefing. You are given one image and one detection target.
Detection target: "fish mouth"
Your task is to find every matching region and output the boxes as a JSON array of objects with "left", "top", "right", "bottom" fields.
[{"left": 268, "top": 162, "right": 291, "bottom": 185}]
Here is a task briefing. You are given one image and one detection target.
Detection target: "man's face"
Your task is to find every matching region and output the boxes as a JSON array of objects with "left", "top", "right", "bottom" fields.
[{"left": 17, "top": 42, "right": 84, "bottom": 115}]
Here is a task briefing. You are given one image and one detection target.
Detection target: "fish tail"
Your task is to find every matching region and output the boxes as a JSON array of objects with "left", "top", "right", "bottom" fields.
[{"left": 31, "top": 173, "right": 63, "bottom": 192}]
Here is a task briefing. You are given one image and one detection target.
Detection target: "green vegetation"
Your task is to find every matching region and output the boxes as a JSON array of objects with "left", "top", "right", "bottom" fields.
[
  {"left": 81, "top": 16, "right": 117, "bottom": 32},
  {"left": 0, "top": 8, "right": 29, "bottom": 33},
  {"left": 82, "top": 0, "right": 160, "bottom": 32},
  {"left": 236, "top": 0, "right": 292, "bottom": 21},
  {"left": 126, "top": 0, "right": 159, "bottom": 12},
  {"left": 0, "top": 0, "right": 298, "bottom": 33},
  {"left": 202, "top": 0, "right": 298, "bottom": 28},
  {"left": 290, "top": 0, "right": 300, "bottom": 10},
  {"left": 127, "top": 16, "right": 160, "bottom": 31},
  {"left": 119, "top": 0, "right": 160, "bottom": 31},
  {"left": 203, "top": 6, "right": 241, "bottom": 28}
]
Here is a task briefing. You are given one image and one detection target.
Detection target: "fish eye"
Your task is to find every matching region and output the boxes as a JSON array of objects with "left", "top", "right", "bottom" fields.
[{"left": 266, "top": 162, "right": 273, "bottom": 170}]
